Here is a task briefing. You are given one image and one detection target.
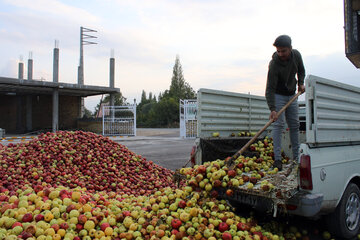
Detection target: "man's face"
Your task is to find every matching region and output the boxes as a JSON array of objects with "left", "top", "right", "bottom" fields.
[{"left": 276, "top": 46, "right": 292, "bottom": 61}]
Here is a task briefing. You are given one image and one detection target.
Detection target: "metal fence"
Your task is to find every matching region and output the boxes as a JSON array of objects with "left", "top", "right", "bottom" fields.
[
  {"left": 180, "top": 99, "right": 197, "bottom": 138},
  {"left": 102, "top": 104, "right": 136, "bottom": 136}
]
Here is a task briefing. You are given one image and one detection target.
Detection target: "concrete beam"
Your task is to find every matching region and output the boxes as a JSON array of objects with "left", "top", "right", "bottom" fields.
[{"left": 0, "top": 77, "right": 120, "bottom": 96}]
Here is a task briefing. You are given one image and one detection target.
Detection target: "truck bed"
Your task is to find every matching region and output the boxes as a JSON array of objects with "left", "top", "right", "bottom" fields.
[{"left": 219, "top": 160, "right": 299, "bottom": 214}]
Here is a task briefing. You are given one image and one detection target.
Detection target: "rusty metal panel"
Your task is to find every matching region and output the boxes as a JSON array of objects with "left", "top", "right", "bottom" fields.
[{"left": 344, "top": 0, "right": 360, "bottom": 68}]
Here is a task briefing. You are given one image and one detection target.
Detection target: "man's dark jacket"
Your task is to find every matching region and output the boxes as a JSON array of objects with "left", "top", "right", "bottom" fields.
[{"left": 265, "top": 49, "right": 305, "bottom": 111}]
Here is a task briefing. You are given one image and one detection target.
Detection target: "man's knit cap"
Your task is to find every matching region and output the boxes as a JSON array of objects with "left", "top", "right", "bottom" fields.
[{"left": 273, "top": 35, "right": 292, "bottom": 48}]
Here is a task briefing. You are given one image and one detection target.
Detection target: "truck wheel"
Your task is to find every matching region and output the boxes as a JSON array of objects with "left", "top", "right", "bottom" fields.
[{"left": 326, "top": 183, "right": 360, "bottom": 239}]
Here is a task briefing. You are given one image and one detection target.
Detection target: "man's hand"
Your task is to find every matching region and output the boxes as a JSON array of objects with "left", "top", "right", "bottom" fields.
[
  {"left": 298, "top": 84, "right": 305, "bottom": 93},
  {"left": 269, "top": 111, "right": 278, "bottom": 122}
]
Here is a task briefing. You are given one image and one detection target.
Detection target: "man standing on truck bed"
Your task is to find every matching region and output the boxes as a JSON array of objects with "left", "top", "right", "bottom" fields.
[{"left": 265, "top": 35, "right": 305, "bottom": 171}]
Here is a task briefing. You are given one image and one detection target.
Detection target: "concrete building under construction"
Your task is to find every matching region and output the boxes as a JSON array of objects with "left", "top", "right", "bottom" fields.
[{"left": 0, "top": 45, "right": 119, "bottom": 134}]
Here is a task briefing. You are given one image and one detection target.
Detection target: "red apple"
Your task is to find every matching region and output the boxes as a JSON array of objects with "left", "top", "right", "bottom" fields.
[
  {"left": 22, "top": 213, "right": 33, "bottom": 222},
  {"left": 171, "top": 219, "right": 182, "bottom": 229},
  {"left": 222, "top": 232, "right": 232, "bottom": 240},
  {"left": 218, "top": 222, "right": 229, "bottom": 232}
]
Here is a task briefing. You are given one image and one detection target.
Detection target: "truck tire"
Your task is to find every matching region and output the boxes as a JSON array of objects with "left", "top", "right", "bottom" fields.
[{"left": 326, "top": 183, "right": 360, "bottom": 239}]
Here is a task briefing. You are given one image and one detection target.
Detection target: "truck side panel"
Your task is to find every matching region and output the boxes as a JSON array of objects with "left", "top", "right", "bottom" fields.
[
  {"left": 306, "top": 75, "right": 360, "bottom": 146},
  {"left": 300, "top": 144, "right": 360, "bottom": 213},
  {"left": 197, "top": 88, "right": 270, "bottom": 138}
]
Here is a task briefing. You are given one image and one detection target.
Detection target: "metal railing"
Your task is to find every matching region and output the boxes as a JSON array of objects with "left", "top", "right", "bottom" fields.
[
  {"left": 102, "top": 104, "right": 136, "bottom": 136},
  {"left": 180, "top": 99, "right": 197, "bottom": 138}
]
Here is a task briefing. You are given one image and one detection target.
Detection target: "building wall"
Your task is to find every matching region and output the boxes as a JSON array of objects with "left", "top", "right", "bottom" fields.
[
  {"left": 59, "top": 96, "right": 80, "bottom": 129},
  {"left": 0, "top": 94, "right": 81, "bottom": 133},
  {"left": 77, "top": 119, "right": 102, "bottom": 134},
  {"left": 32, "top": 95, "right": 52, "bottom": 131}
]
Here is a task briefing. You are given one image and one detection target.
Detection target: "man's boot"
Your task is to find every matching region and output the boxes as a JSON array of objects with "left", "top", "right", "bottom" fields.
[{"left": 273, "top": 160, "right": 282, "bottom": 171}]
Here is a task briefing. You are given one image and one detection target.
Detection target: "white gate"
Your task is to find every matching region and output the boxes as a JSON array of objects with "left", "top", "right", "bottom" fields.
[
  {"left": 102, "top": 104, "right": 136, "bottom": 136},
  {"left": 180, "top": 99, "right": 197, "bottom": 138}
]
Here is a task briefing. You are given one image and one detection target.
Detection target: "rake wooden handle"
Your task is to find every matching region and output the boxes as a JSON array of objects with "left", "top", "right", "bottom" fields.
[{"left": 227, "top": 91, "right": 303, "bottom": 167}]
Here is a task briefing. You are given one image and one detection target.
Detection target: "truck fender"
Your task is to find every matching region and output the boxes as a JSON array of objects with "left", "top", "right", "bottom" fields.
[{"left": 334, "top": 174, "right": 360, "bottom": 208}]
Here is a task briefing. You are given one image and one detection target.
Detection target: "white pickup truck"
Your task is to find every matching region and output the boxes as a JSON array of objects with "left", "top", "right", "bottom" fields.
[{"left": 193, "top": 75, "right": 360, "bottom": 239}]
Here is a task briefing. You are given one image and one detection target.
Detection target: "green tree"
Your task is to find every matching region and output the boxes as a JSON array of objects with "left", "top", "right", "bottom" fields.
[
  {"left": 140, "top": 90, "right": 147, "bottom": 104},
  {"left": 168, "top": 55, "right": 196, "bottom": 101},
  {"left": 83, "top": 107, "right": 93, "bottom": 118},
  {"left": 94, "top": 92, "right": 126, "bottom": 117},
  {"left": 137, "top": 90, "right": 158, "bottom": 127},
  {"left": 136, "top": 55, "right": 196, "bottom": 127}
]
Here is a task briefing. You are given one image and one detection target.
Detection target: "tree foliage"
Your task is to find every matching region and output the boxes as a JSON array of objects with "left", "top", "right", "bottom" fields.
[
  {"left": 83, "top": 107, "right": 93, "bottom": 118},
  {"left": 168, "top": 55, "right": 196, "bottom": 101},
  {"left": 94, "top": 92, "right": 127, "bottom": 117},
  {"left": 94, "top": 55, "right": 196, "bottom": 127},
  {"left": 137, "top": 55, "right": 196, "bottom": 127}
]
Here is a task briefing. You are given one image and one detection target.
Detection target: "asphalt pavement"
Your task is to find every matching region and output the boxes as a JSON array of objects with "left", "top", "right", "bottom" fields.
[{"left": 111, "top": 128, "right": 195, "bottom": 171}]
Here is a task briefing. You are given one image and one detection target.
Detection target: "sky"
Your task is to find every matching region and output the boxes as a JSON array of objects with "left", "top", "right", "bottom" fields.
[{"left": 1, "top": 0, "right": 360, "bottom": 112}]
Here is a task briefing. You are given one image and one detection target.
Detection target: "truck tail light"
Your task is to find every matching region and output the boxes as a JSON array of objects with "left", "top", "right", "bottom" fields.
[
  {"left": 190, "top": 145, "right": 197, "bottom": 166},
  {"left": 300, "top": 154, "right": 313, "bottom": 190},
  {"left": 285, "top": 204, "right": 298, "bottom": 210}
]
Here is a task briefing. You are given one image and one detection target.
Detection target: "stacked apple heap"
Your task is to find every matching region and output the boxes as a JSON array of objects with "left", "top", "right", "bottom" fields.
[
  {"left": 0, "top": 131, "right": 177, "bottom": 196},
  {"left": 180, "top": 136, "right": 289, "bottom": 198},
  {"left": 0, "top": 185, "right": 315, "bottom": 240},
  {"left": 0, "top": 131, "right": 329, "bottom": 240}
]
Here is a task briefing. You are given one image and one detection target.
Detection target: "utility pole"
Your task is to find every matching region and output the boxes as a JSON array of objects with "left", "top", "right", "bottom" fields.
[{"left": 78, "top": 26, "right": 97, "bottom": 117}]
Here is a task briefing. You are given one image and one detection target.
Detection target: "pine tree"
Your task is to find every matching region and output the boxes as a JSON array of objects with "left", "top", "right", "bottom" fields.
[
  {"left": 148, "top": 92, "right": 153, "bottom": 102},
  {"left": 169, "top": 55, "right": 196, "bottom": 101},
  {"left": 136, "top": 55, "right": 197, "bottom": 127},
  {"left": 140, "top": 90, "right": 147, "bottom": 104}
]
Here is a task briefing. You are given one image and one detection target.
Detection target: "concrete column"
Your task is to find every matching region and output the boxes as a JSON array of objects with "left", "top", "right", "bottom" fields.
[
  {"left": 110, "top": 57, "right": 115, "bottom": 88},
  {"left": 52, "top": 89, "right": 59, "bottom": 132},
  {"left": 78, "top": 97, "right": 84, "bottom": 118},
  {"left": 26, "top": 55, "right": 33, "bottom": 132},
  {"left": 52, "top": 44, "right": 59, "bottom": 132},
  {"left": 27, "top": 58, "right": 33, "bottom": 80},
  {"left": 79, "top": 98, "right": 84, "bottom": 118},
  {"left": 53, "top": 48, "right": 59, "bottom": 83},
  {"left": 16, "top": 61, "right": 24, "bottom": 133},
  {"left": 109, "top": 57, "right": 115, "bottom": 106},
  {"left": 18, "top": 62, "right": 24, "bottom": 80}
]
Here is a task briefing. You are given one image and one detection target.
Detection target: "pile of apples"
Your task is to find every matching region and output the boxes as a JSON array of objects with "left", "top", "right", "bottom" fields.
[
  {"left": 0, "top": 185, "right": 316, "bottom": 240},
  {"left": 179, "top": 136, "right": 285, "bottom": 198},
  {"left": 0, "top": 131, "right": 178, "bottom": 196},
  {"left": 0, "top": 131, "right": 333, "bottom": 240}
]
